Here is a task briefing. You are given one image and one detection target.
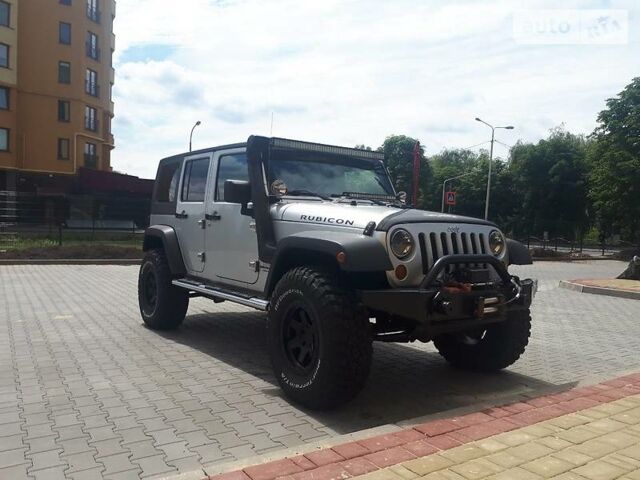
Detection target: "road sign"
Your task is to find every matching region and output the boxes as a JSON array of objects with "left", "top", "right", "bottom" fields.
[{"left": 445, "top": 191, "right": 456, "bottom": 206}]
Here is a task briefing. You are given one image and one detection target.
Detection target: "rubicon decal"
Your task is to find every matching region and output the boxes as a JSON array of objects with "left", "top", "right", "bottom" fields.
[{"left": 300, "top": 215, "right": 355, "bottom": 226}]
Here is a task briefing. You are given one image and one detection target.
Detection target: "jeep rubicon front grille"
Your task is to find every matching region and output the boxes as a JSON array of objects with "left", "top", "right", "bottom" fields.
[{"left": 418, "top": 231, "right": 488, "bottom": 274}]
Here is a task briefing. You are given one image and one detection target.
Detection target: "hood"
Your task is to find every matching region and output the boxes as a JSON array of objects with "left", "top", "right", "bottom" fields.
[
  {"left": 274, "top": 201, "right": 401, "bottom": 229},
  {"left": 273, "top": 201, "right": 497, "bottom": 231},
  {"left": 376, "top": 209, "right": 497, "bottom": 231}
]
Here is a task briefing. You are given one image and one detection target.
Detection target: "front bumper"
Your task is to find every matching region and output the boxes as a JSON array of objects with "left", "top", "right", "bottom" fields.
[{"left": 359, "top": 254, "right": 535, "bottom": 336}]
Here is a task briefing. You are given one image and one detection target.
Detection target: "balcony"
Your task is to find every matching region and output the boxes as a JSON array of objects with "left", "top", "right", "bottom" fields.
[
  {"left": 84, "top": 154, "right": 99, "bottom": 169},
  {"left": 85, "top": 43, "right": 101, "bottom": 61},
  {"left": 87, "top": 6, "right": 101, "bottom": 23}
]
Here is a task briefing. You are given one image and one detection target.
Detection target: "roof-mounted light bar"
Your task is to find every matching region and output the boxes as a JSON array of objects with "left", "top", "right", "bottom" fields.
[{"left": 269, "top": 137, "right": 385, "bottom": 161}]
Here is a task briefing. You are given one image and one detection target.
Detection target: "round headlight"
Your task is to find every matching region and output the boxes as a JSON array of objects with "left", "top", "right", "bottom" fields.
[
  {"left": 489, "top": 230, "right": 505, "bottom": 256},
  {"left": 390, "top": 229, "right": 414, "bottom": 259}
]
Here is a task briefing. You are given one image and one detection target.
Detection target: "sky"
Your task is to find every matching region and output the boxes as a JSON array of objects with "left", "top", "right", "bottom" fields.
[{"left": 111, "top": 0, "right": 639, "bottom": 179}]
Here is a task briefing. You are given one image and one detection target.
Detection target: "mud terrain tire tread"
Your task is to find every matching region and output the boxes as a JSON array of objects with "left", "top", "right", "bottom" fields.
[
  {"left": 138, "top": 249, "right": 189, "bottom": 330},
  {"left": 434, "top": 308, "right": 531, "bottom": 372},
  {"left": 268, "top": 266, "right": 372, "bottom": 410}
]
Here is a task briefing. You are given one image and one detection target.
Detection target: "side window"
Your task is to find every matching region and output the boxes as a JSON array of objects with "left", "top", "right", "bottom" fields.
[
  {"left": 216, "top": 153, "right": 249, "bottom": 201},
  {"left": 181, "top": 158, "right": 210, "bottom": 202},
  {"left": 154, "top": 160, "right": 181, "bottom": 203}
]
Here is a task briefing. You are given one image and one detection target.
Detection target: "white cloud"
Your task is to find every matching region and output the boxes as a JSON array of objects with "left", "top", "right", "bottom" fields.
[{"left": 112, "top": 0, "right": 639, "bottom": 178}]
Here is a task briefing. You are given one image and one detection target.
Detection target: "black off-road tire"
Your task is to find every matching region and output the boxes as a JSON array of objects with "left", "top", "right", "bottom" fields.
[
  {"left": 138, "top": 249, "right": 189, "bottom": 330},
  {"left": 268, "top": 266, "right": 372, "bottom": 410},
  {"left": 433, "top": 308, "right": 531, "bottom": 372}
]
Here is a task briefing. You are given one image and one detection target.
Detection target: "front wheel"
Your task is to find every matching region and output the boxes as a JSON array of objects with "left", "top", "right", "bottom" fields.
[
  {"left": 138, "top": 249, "right": 189, "bottom": 330},
  {"left": 267, "top": 267, "right": 373, "bottom": 410},
  {"left": 434, "top": 308, "right": 531, "bottom": 372}
]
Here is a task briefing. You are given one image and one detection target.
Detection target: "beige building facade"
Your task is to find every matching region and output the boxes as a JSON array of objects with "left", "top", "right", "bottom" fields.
[{"left": 0, "top": 0, "right": 115, "bottom": 190}]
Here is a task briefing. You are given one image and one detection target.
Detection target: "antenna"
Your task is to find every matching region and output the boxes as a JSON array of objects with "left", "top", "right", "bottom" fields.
[{"left": 270, "top": 112, "right": 274, "bottom": 136}]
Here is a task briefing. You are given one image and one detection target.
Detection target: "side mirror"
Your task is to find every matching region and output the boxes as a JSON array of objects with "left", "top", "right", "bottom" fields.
[{"left": 224, "top": 180, "right": 251, "bottom": 204}]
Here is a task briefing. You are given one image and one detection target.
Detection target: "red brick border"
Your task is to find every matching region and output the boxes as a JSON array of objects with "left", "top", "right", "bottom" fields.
[{"left": 208, "top": 372, "right": 640, "bottom": 480}]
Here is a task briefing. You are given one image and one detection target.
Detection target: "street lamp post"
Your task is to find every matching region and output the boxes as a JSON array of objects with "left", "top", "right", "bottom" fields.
[
  {"left": 475, "top": 117, "right": 514, "bottom": 220},
  {"left": 189, "top": 121, "right": 201, "bottom": 152},
  {"left": 441, "top": 172, "right": 473, "bottom": 212}
]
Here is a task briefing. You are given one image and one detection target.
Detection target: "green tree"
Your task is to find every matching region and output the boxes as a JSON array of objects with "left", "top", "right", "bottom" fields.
[
  {"left": 380, "top": 135, "right": 434, "bottom": 207},
  {"left": 588, "top": 77, "right": 640, "bottom": 243},
  {"left": 424, "top": 149, "right": 515, "bottom": 228},
  {"left": 508, "top": 127, "right": 590, "bottom": 239}
]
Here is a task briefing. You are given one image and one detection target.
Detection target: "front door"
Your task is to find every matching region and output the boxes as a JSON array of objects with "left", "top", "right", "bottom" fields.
[
  {"left": 175, "top": 154, "right": 211, "bottom": 273},
  {"left": 204, "top": 148, "right": 260, "bottom": 285}
]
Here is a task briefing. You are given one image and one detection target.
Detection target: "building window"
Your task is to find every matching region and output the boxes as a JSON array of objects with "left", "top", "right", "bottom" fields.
[
  {"left": 59, "top": 22, "right": 72, "bottom": 45},
  {"left": 58, "top": 100, "right": 70, "bottom": 122},
  {"left": 0, "top": 87, "right": 8, "bottom": 110},
  {"left": 60, "top": 0, "right": 72, "bottom": 5},
  {"left": 58, "top": 138, "right": 70, "bottom": 160},
  {"left": 85, "top": 69, "right": 98, "bottom": 97},
  {"left": 86, "top": 32, "right": 99, "bottom": 60},
  {"left": 84, "top": 142, "right": 98, "bottom": 168},
  {"left": 0, "top": 1, "right": 10, "bottom": 27},
  {"left": 58, "top": 61, "right": 71, "bottom": 84},
  {"left": 86, "top": 0, "right": 100, "bottom": 23},
  {"left": 0, "top": 43, "right": 8, "bottom": 68},
  {"left": 0, "top": 128, "right": 8, "bottom": 151},
  {"left": 84, "top": 105, "right": 98, "bottom": 131}
]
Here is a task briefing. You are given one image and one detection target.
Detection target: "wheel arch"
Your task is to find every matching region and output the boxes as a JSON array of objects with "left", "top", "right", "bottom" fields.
[
  {"left": 264, "top": 232, "right": 392, "bottom": 297},
  {"left": 506, "top": 239, "right": 533, "bottom": 265},
  {"left": 143, "top": 225, "right": 187, "bottom": 276}
]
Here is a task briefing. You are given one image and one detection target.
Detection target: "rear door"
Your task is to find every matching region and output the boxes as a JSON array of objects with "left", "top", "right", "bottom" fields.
[
  {"left": 174, "top": 153, "right": 212, "bottom": 273},
  {"left": 204, "top": 148, "right": 260, "bottom": 286}
]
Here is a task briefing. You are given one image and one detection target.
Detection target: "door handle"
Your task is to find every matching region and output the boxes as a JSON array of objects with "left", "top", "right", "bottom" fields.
[
  {"left": 205, "top": 212, "right": 221, "bottom": 221},
  {"left": 175, "top": 210, "right": 188, "bottom": 219}
]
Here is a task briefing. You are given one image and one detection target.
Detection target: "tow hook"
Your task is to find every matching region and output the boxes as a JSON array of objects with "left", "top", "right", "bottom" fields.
[{"left": 475, "top": 296, "right": 501, "bottom": 318}]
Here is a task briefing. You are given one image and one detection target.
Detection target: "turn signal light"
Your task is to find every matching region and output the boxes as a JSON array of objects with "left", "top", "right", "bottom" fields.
[
  {"left": 336, "top": 251, "right": 347, "bottom": 264},
  {"left": 395, "top": 264, "right": 408, "bottom": 280}
]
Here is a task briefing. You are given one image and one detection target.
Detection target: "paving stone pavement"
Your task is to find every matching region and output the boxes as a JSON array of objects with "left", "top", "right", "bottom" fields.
[
  {"left": 349, "top": 392, "right": 640, "bottom": 480},
  {"left": 1, "top": 260, "right": 639, "bottom": 479},
  {"left": 208, "top": 373, "right": 640, "bottom": 480}
]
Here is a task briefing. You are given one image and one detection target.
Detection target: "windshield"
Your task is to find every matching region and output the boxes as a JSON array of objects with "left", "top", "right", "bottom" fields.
[{"left": 268, "top": 155, "right": 395, "bottom": 198}]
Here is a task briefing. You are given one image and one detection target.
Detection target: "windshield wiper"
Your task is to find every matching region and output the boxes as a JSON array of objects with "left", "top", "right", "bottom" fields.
[{"left": 286, "top": 189, "right": 332, "bottom": 201}]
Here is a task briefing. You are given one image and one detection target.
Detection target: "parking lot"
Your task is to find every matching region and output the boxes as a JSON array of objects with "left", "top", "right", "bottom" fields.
[{"left": 1, "top": 260, "right": 639, "bottom": 480}]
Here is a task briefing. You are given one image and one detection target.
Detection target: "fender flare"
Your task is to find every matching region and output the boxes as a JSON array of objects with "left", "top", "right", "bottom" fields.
[
  {"left": 507, "top": 238, "right": 533, "bottom": 265},
  {"left": 265, "top": 231, "right": 393, "bottom": 296},
  {"left": 143, "top": 225, "right": 187, "bottom": 276}
]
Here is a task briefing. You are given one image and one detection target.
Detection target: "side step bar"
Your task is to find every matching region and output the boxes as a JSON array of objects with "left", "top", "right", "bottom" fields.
[{"left": 172, "top": 279, "right": 269, "bottom": 311}]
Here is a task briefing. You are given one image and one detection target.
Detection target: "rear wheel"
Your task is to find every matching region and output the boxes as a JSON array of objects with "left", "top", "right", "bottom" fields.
[
  {"left": 267, "top": 266, "right": 372, "bottom": 410},
  {"left": 138, "top": 249, "right": 189, "bottom": 330},
  {"left": 434, "top": 308, "right": 531, "bottom": 371}
]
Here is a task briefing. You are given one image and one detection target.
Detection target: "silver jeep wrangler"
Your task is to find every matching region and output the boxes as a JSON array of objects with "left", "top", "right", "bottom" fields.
[{"left": 139, "top": 136, "right": 535, "bottom": 410}]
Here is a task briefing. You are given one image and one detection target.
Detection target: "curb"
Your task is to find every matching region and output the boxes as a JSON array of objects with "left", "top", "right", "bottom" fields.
[
  {"left": 0, "top": 258, "right": 141, "bottom": 266},
  {"left": 559, "top": 279, "right": 640, "bottom": 300},
  {"left": 201, "top": 372, "right": 640, "bottom": 480},
  {"left": 531, "top": 256, "right": 618, "bottom": 262}
]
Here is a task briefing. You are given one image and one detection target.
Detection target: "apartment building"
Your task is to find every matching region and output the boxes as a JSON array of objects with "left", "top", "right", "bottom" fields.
[{"left": 0, "top": 0, "right": 116, "bottom": 191}]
